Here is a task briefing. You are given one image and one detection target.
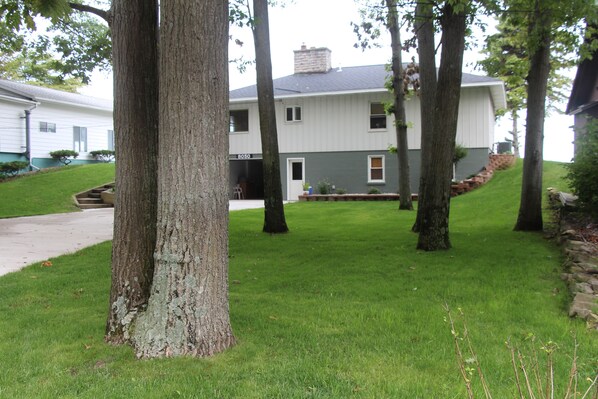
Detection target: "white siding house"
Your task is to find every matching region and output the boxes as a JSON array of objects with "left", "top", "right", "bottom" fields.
[
  {"left": 0, "top": 80, "right": 113, "bottom": 169},
  {"left": 229, "top": 46, "right": 506, "bottom": 200}
]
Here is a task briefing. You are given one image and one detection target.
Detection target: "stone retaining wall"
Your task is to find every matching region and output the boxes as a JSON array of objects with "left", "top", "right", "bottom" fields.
[{"left": 549, "top": 189, "right": 598, "bottom": 330}]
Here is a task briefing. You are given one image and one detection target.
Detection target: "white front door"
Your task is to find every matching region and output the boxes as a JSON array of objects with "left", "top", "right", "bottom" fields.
[{"left": 287, "top": 158, "right": 305, "bottom": 201}]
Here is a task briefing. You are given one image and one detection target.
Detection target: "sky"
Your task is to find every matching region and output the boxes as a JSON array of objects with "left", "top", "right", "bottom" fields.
[{"left": 79, "top": 0, "right": 576, "bottom": 162}]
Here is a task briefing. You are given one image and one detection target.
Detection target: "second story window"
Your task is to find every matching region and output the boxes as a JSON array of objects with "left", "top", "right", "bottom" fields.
[
  {"left": 369, "top": 102, "right": 387, "bottom": 130},
  {"left": 285, "top": 106, "right": 302, "bottom": 122}
]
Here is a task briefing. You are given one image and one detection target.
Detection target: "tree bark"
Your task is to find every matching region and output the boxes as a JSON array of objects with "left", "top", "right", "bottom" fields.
[
  {"left": 412, "top": 0, "right": 437, "bottom": 232},
  {"left": 105, "top": 0, "right": 159, "bottom": 344},
  {"left": 386, "top": 0, "right": 413, "bottom": 211},
  {"left": 514, "top": 0, "right": 551, "bottom": 232},
  {"left": 416, "top": 2, "right": 467, "bottom": 251},
  {"left": 132, "top": 0, "right": 235, "bottom": 358},
  {"left": 511, "top": 110, "right": 520, "bottom": 158},
  {"left": 252, "top": 0, "right": 289, "bottom": 234}
]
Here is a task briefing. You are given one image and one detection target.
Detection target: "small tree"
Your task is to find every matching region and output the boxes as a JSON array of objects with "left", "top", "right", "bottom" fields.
[
  {"left": 566, "top": 118, "right": 598, "bottom": 218},
  {"left": 49, "top": 149, "right": 78, "bottom": 165}
]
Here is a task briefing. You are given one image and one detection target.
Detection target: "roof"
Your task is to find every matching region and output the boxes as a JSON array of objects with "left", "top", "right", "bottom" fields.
[
  {"left": 230, "top": 64, "right": 507, "bottom": 111},
  {"left": 0, "top": 79, "right": 112, "bottom": 112},
  {"left": 566, "top": 44, "right": 598, "bottom": 115}
]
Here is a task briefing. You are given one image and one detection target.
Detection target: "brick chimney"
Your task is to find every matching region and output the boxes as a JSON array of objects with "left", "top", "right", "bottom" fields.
[{"left": 294, "top": 44, "right": 332, "bottom": 74}]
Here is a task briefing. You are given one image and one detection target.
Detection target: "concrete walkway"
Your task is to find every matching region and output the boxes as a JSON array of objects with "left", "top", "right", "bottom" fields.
[{"left": 0, "top": 200, "right": 265, "bottom": 277}]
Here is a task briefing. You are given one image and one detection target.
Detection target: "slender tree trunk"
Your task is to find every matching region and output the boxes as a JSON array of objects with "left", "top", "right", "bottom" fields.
[
  {"left": 511, "top": 110, "right": 521, "bottom": 158},
  {"left": 416, "top": 3, "right": 467, "bottom": 251},
  {"left": 514, "top": 2, "right": 551, "bottom": 231},
  {"left": 132, "top": 0, "right": 235, "bottom": 358},
  {"left": 252, "top": 0, "right": 289, "bottom": 234},
  {"left": 105, "top": 0, "right": 159, "bottom": 344},
  {"left": 412, "top": 0, "right": 437, "bottom": 232},
  {"left": 386, "top": 0, "right": 413, "bottom": 211}
]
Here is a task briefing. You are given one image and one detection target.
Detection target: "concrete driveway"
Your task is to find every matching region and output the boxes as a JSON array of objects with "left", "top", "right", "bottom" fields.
[{"left": 0, "top": 200, "right": 265, "bottom": 277}]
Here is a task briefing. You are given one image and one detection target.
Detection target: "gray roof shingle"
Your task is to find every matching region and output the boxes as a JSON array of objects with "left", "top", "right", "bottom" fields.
[
  {"left": 230, "top": 64, "right": 503, "bottom": 100},
  {"left": 0, "top": 79, "right": 112, "bottom": 111}
]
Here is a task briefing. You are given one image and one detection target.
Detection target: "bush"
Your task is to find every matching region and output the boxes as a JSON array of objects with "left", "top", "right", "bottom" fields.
[
  {"left": 89, "top": 150, "right": 115, "bottom": 163},
  {"left": 49, "top": 150, "right": 79, "bottom": 166},
  {"left": 566, "top": 118, "right": 598, "bottom": 217},
  {"left": 368, "top": 187, "right": 381, "bottom": 194},
  {"left": 453, "top": 144, "right": 468, "bottom": 164},
  {"left": 336, "top": 188, "right": 347, "bottom": 195},
  {"left": 0, "top": 161, "right": 29, "bottom": 178},
  {"left": 316, "top": 179, "right": 333, "bottom": 194}
]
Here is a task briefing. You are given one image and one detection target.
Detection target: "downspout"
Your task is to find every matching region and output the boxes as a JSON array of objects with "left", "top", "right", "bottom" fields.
[{"left": 24, "top": 103, "right": 40, "bottom": 171}]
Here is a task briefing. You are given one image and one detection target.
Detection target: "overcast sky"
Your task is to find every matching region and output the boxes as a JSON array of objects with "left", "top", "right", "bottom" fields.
[{"left": 80, "top": 0, "right": 576, "bottom": 162}]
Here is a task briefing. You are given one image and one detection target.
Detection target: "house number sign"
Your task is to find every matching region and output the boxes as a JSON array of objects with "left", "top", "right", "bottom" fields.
[{"left": 236, "top": 153, "right": 252, "bottom": 160}]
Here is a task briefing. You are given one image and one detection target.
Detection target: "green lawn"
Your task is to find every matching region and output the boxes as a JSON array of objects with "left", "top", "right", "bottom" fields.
[
  {"left": 0, "top": 164, "right": 115, "bottom": 218},
  {"left": 0, "top": 161, "right": 596, "bottom": 398}
]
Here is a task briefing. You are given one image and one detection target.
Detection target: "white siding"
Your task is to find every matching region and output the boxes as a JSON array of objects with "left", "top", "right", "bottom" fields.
[
  {"left": 0, "top": 100, "right": 27, "bottom": 153},
  {"left": 29, "top": 103, "right": 112, "bottom": 159},
  {"left": 229, "top": 86, "right": 495, "bottom": 154}
]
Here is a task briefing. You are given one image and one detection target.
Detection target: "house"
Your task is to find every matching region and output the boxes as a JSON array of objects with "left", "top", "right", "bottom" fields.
[
  {"left": 566, "top": 29, "right": 598, "bottom": 154},
  {"left": 229, "top": 45, "right": 506, "bottom": 200},
  {"left": 0, "top": 79, "right": 114, "bottom": 169}
]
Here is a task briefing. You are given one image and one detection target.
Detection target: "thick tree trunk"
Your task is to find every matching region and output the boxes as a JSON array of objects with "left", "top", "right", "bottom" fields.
[
  {"left": 412, "top": 1, "right": 437, "bottom": 232},
  {"left": 132, "top": 0, "right": 235, "bottom": 358},
  {"left": 416, "top": 3, "right": 467, "bottom": 251},
  {"left": 253, "top": 0, "right": 289, "bottom": 234},
  {"left": 105, "top": 0, "right": 159, "bottom": 344},
  {"left": 514, "top": 3, "right": 551, "bottom": 231},
  {"left": 386, "top": 0, "right": 413, "bottom": 211}
]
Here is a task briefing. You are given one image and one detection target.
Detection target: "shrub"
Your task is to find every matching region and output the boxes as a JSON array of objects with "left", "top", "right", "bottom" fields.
[
  {"left": 453, "top": 144, "right": 468, "bottom": 164},
  {"left": 316, "top": 179, "right": 333, "bottom": 194},
  {"left": 368, "top": 187, "right": 381, "bottom": 194},
  {"left": 566, "top": 119, "right": 598, "bottom": 217},
  {"left": 89, "top": 150, "right": 115, "bottom": 163},
  {"left": 49, "top": 150, "right": 79, "bottom": 166},
  {"left": 0, "top": 161, "right": 29, "bottom": 178},
  {"left": 336, "top": 188, "right": 347, "bottom": 195}
]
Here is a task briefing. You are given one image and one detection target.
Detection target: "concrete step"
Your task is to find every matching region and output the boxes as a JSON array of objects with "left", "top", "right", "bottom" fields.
[
  {"left": 78, "top": 198, "right": 103, "bottom": 204},
  {"left": 78, "top": 203, "right": 113, "bottom": 210}
]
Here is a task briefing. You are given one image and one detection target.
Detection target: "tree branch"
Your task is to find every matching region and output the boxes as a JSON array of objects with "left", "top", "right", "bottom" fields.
[{"left": 68, "top": 2, "right": 110, "bottom": 23}]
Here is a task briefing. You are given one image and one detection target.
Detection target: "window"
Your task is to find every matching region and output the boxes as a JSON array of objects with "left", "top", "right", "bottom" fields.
[
  {"left": 107, "top": 130, "right": 115, "bottom": 151},
  {"left": 285, "top": 106, "right": 302, "bottom": 122},
  {"left": 368, "top": 155, "right": 385, "bottom": 183},
  {"left": 369, "top": 102, "right": 387, "bottom": 130},
  {"left": 73, "top": 126, "right": 88, "bottom": 152},
  {"left": 40, "top": 122, "right": 56, "bottom": 133},
  {"left": 229, "top": 110, "right": 249, "bottom": 133}
]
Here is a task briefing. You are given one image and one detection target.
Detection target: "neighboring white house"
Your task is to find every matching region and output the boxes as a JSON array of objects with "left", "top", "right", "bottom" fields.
[
  {"left": 230, "top": 45, "right": 506, "bottom": 200},
  {"left": 0, "top": 79, "right": 113, "bottom": 169}
]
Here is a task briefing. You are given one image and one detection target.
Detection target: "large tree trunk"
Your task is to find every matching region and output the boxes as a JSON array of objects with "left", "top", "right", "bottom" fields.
[
  {"left": 386, "top": 0, "right": 413, "bottom": 211},
  {"left": 514, "top": 0, "right": 551, "bottom": 232},
  {"left": 105, "top": 0, "right": 159, "bottom": 344},
  {"left": 132, "top": 0, "right": 235, "bottom": 358},
  {"left": 412, "top": 0, "right": 437, "bottom": 232},
  {"left": 253, "top": 0, "right": 289, "bottom": 234},
  {"left": 416, "top": 3, "right": 467, "bottom": 251}
]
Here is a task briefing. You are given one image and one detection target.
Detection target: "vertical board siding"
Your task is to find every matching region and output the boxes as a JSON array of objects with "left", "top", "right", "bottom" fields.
[{"left": 230, "top": 86, "right": 494, "bottom": 155}]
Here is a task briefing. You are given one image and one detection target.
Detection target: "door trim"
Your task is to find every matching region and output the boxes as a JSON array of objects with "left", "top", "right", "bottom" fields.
[{"left": 286, "top": 157, "right": 305, "bottom": 201}]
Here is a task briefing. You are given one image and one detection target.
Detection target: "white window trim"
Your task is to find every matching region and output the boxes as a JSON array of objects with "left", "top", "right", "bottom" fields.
[
  {"left": 229, "top": 109, "right": 250, "bottom": 134},
  {"left": 368, "top": 102, "right": 387, "bottom": 132},
  {"left": 285, "top": 106, "right": 302, "bottom": 123},
  {"left": 368, "top": 155, "right": 385, "bottom": 184}
]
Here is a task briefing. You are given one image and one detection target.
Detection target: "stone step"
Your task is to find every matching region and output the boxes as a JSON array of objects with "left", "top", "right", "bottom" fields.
[{"left": 78, "top": 198, "right": 103, "bottom": 204}]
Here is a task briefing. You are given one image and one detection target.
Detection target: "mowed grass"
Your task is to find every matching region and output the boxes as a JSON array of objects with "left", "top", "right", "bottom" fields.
[
  {"left": 0, "top": 163, "right": 115, "bottom": 218},
  {"left": 0, "top": 160, "right": 596, "bottom": 398}
]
